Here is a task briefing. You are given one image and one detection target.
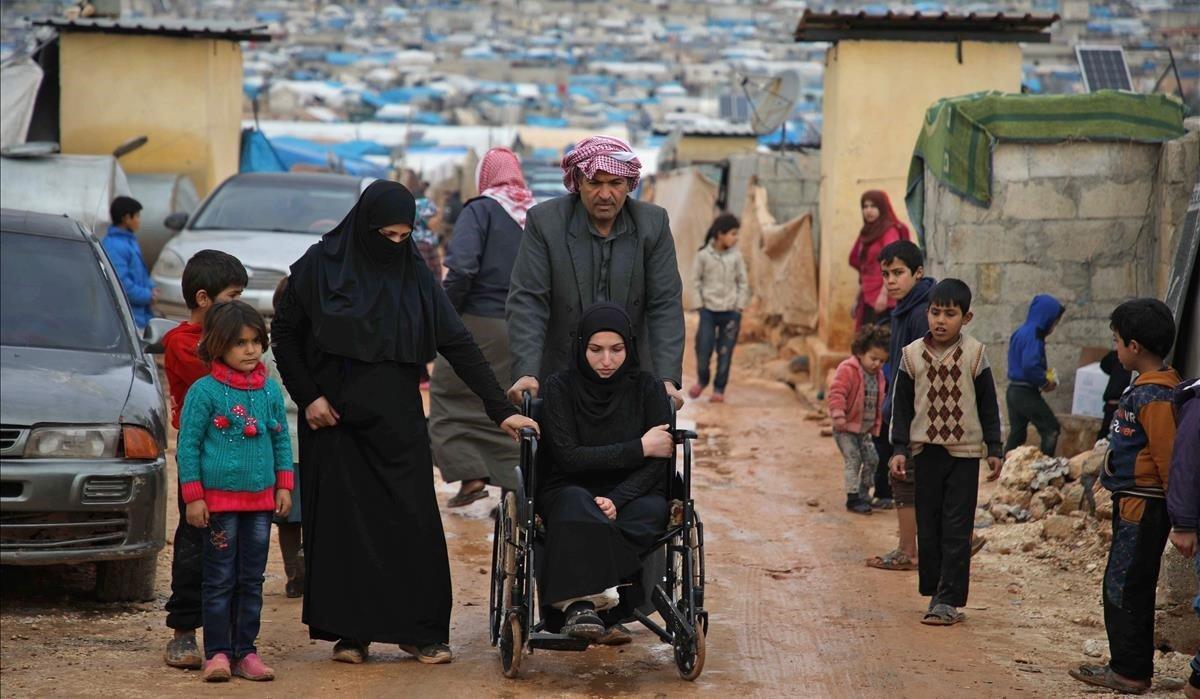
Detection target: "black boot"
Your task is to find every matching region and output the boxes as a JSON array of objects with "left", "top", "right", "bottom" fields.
[{"left": 846, "top": 494, "right": 873, "bottom": 515}]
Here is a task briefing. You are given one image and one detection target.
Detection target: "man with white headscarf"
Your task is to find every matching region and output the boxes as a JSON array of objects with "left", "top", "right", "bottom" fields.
[{"left": 506, "top": 135, "right": 685, "bottom": 407}]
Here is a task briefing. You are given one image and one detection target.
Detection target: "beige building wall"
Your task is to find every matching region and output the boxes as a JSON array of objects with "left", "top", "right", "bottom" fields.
[
  {"left": 676, "top": 136, "right": 759, "bottom": 164},
  {"left": 58, "top": 33, "right": 244, "bottom": 196},
  {"left": 817, "top": 39, "right": 1023, "bottom": 351}
]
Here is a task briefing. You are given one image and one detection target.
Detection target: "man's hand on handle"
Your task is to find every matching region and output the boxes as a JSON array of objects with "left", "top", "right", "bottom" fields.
[
  {"left": 508, "top": 376, "right": 539, "bottom": 406},
  {"left": 664, "top": 381, "right": 684, "bottom": 409}
]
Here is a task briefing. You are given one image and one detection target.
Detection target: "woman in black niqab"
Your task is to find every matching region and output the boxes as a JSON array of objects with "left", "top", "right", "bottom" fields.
[
  {"left": 536, "top": 302, "right": 673, "bottom": 641},
  {"left": 272, "top": 180, "right": 536, "bottom": 663}
]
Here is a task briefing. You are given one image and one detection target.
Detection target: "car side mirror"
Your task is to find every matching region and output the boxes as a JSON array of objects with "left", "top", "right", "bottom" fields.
[
  {"left": 164, "top": 212, "right": 188, "bottom": 231},
  {"left": 141, "top": 317, "right": 178, "bottom": 354}
]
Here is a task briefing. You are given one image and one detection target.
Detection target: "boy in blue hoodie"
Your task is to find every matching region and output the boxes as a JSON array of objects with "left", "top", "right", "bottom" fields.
[
  {"left": 101, "top": 196, "right": 156, "bottom": 329},
  {"left": 1003, "top": 294, "right": 1064, "bottom": 456}
]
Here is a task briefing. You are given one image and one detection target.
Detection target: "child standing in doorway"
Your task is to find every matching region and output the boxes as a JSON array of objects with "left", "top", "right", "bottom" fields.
[
  {"left": 689, "top": 213, "right": 750, "bottom": 403},
  {"left": 828, "top": 324, "right": 890, "bottom": 514},
  {"left": 177, "top": 300, "right": 293, "bottom": 682}
]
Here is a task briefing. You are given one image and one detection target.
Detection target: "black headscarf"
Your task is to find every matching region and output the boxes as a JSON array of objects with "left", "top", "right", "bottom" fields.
[
  {"left": 568, "top": 302, "right": 641, "bottom": 424},
  {"left": 289, "top": 180, "right": 438, "bottom": 363}
]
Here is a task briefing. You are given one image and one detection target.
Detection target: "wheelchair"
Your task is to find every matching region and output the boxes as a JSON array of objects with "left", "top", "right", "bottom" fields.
[{"left": 488, "top": 392, "right": 708, "bottom": 680}]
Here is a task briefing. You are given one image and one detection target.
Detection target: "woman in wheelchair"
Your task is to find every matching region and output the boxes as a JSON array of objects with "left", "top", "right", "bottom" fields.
[{"left": 537, "top": 302, "right": 676, "bottom": 642}]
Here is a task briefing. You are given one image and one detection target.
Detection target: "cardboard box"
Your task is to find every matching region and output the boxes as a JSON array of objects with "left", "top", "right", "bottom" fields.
[{"left": 1072, "top": 362, "right": 1106, "bottom": 418}]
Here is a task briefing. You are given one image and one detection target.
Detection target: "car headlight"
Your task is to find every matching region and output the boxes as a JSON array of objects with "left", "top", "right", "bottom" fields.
[
  {"left": 152, "top": 249, "right": 185, "bottom": 278},
  {"left": 24, "top": 426, "right": 121, "bottom": 458}
]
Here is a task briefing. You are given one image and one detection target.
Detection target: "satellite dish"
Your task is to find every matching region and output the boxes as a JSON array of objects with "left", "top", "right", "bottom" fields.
[{"left": 740, "top": 70, "right": 800, "bottom": 135}]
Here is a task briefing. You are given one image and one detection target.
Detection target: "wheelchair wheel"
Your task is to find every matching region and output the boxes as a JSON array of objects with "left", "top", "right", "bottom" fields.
[
  {"left": 674, "top": 621, "right": 705, "bottom": 681},
  {"left": 488, "top": 507, "right": 504, "bottom": 645},
  {"left": 499, "top": 611, "right": 524, "bottom": 678}
]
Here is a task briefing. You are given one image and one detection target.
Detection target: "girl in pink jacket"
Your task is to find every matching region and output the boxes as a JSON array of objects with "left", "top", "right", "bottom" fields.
[{"left": 828, "top": 325, "right": 890, "bottom": 514}]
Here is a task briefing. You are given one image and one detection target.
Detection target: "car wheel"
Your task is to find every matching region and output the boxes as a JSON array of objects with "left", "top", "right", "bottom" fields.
[{"left": 96, "top": 554, "right": 157, "bottom": 602}]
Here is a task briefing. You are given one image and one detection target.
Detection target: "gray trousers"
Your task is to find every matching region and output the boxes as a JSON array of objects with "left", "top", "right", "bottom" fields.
[{"left": 834, "top": 431, "right": 878, "bottom": 496}]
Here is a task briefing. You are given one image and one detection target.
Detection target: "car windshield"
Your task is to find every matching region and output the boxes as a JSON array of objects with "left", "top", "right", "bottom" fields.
[
  {"left": 189, "top": 178, "right": 360, "bottom": 234},
  {"left": 1, "top": 231, "right": 131, "bottom": 353}
]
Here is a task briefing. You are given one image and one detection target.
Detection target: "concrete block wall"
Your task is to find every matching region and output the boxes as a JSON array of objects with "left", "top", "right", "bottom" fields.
[
  {"left": 726, "top": 151, "right": 821, "bottom": 256},
  {"left": 923, "top": 140, "right": 1172, "bottom": 416}
]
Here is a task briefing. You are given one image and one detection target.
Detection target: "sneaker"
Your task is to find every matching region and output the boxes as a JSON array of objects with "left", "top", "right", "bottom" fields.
[
  {"left": 332, "top": 639, "right": 370, "bottom": 664},
  {"left": 710, "top": 392, "right": 725, "bottom": 403},
  {"left": 165, "top": 631, "right": 203, "bottom": 669},
  {"left": 398, "top": 643, "right": 454, "bottom": 664},
  {"left": 845, "top": 496, "right": 873, "bottom": 515},
  {"left": 232, "top": 653, "right": 275, "bottom": 681},
  {"left": 871, "top": 497, "right": 895, "bottom": 510},
  {"left": 687, "top": 384, "right": 703, "bottom": 400},
  {"left": 595, "top": 624, "right": 633, "bottom": 646},
  {"left": 562, "top": 601, "right": 605, "bottom": 640},
  {"left": 202, "top": 653, "right": 231, "bottom": 682}
]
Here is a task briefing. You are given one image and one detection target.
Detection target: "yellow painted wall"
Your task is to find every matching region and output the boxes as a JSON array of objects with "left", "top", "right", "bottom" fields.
[
  {"left": 58, "top": 33, "right": 244, "bottom": 196},
  {"left": 817, "top": 40, "right": 1022, "bottom": 350}
]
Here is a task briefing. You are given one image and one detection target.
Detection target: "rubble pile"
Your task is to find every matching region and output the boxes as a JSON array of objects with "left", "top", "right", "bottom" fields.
[{"left": 987, "top": 443, "right": 1110, "bottom": 524}]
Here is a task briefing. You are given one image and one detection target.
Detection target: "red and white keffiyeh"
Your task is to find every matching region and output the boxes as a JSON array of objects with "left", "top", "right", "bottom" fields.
[
  {"left": 561, "top": 135, "right": 641, "bottom": 193},
  {"left": 475, "top": 147, "right": 534, "bottom": 228}
]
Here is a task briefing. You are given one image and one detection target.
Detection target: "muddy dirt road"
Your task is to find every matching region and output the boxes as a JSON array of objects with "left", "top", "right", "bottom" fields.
[{"left": 0, "top": 344, "right": 1154, "bottom": 697}]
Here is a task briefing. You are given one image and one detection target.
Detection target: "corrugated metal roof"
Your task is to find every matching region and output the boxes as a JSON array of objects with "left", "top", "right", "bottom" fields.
[
  {"left": 34, "top": 17, "right": 271, "bottom": 42},
  {"left": 654, "top": 123, "right": 759, "bottom": 137},
  {"left": 795, "top": 10, "right": 1059, "bottom": 44}
]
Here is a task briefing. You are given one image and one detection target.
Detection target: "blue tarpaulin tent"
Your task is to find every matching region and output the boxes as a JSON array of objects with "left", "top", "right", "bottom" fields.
[{"left": 239, "top": 131, "right": 389, "bottom": 178}]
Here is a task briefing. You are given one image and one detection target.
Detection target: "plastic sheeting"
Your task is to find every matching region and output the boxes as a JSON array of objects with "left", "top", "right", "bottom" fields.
[
  {"left": 739, "top": 184, "right": 818, "bottom": 330},
  {"left": 0, "top": 59, "right": 43, "bottom": 149},
  {"left": 647, "top": 168, "right": 719, "bottom": 309},
  {"left": 0, "top": 154, "right": 131, "bottom": 236}
]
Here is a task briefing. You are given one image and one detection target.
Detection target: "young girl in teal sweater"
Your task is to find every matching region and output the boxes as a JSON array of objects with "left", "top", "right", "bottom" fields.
[{"left": 177, "top": 300, "right": 292, "bottom": 682}]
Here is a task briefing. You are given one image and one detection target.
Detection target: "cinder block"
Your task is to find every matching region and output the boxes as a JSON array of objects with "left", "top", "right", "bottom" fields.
[
  {"left": 1041, "top": 219, "right": 1144, "bottom": 264},
  {"left": 998, "top": 180, "right": 1076, "bottom": 220},
  {"left": 1091, "top": 265, "right": 1138, "bottom": 301},
  {"left": 977, "top": 264, "right": 1004, "bottom": 305},
  {"left": 946, "top": 224, "right": 1033, "bottom": 263},
  {"left": 1076, "top": 180, "right": 1153, "bottom": 220},
  {"left": 1161, "top": 132, "right": 1199, "bottom": 185},
  {"left": 1025, "top": 142, "right": 1116, "bottom": 178},
  {"left": 1001, "top": 262, "right": 1082, "bottom": 303},
  {"left": 992, "top": 146, "right": 1029, "bottom": 181}
]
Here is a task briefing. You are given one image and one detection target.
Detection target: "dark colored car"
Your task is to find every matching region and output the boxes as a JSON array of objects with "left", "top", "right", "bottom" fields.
[{"left": 0, "top": 209, "right": 170, "bottom": 601}]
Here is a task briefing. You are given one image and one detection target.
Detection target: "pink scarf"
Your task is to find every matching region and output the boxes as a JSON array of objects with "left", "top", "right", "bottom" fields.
[
  {"left": 476, "top": 147, "right": 534, "bottom": 228},
  {"left": 211, "top": 360, "right": 267, "bottom": 390}
]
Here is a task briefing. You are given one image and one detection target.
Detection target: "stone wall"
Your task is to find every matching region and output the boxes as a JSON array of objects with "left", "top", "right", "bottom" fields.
[{"left": 923, "top": 132, "right": 1200, "bottom": 418}]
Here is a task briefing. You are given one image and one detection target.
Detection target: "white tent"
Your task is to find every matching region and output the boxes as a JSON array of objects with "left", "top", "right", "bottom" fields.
[{"left": 1, "top": 58, "right": 43, "bottom": 149}]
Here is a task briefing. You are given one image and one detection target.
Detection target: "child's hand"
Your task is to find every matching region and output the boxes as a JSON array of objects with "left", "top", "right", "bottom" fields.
[
  {"left": 832, "top": 416, "right": 847, "bottom": 431},
  {"left": 275, "top": 489, "right": 292, "bottom": 518},
  {"left": 1042, "top": 380, "right": 1058, "bottom": 393},
  {"left": 986, "top": 456, "right": 1003, "bottom": 482},
  {"left": 186, "top": 500, "right": 209, "bottom": 528},
  {"left": 888, "top": 454, "right": 906, "bottom": 479},
  {"left": 1169, "top": 530, "right": 1197, "bottom": 558}
]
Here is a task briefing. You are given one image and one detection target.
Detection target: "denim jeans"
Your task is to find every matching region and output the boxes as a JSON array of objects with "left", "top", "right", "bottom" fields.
[
  {"left": 695, "top": 309, "right": 741, "bottom": 392},
  {"left": 202, "top": 511, "right": 272, "bottom": 660}
]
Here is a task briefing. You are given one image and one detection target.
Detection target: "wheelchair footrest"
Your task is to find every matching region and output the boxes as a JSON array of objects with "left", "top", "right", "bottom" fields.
[
  {"left": 528, "top": 632, "right": 591, "bottom": 652},
  {"left": 651, "top": 585, "right": 695, "bottom": 644}
]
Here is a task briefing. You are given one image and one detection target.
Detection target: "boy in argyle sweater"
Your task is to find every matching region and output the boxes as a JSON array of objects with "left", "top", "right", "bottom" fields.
[{"left": 889, "top": 279, "right": 1003, "bottom": 626}]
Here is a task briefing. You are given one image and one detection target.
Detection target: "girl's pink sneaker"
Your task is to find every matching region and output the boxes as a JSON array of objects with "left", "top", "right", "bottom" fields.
[
  {"left": 710, "top": 392, "right": 725, "bottom": 403},
  {"left": 232, "top": 653, "right": 275, "bottom": 681},
  {"left": 687, "top": 384, "right": 703, "bottom": 400},
  {"left": 201, "top": 653, "right": 231, "bottom": 682}
]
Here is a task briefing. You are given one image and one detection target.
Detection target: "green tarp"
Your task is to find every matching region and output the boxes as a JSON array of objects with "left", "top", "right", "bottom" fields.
[{"left": 905, "top": 90, "right": 1187, "bottom": 241}]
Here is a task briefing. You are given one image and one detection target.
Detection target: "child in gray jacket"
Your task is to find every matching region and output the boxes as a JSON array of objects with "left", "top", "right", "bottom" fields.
[{"left": 689, "top": 213, "right": 750, "bottom": 403}]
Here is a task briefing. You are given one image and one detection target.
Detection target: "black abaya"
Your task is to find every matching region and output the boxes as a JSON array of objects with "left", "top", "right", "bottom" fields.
[
  {"left": 536, "top": 308, "right": 672, "bottom": 620},
  {"left": 272, "top": 182, "right": 517, "bottom": 646}
]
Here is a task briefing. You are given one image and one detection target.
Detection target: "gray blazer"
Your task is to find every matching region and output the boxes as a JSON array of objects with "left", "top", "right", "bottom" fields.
[{"left": 506, "top": 194, "right": 684, "bottom": 386}]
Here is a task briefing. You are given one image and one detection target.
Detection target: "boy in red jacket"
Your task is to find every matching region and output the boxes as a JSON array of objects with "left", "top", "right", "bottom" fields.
[
  {"left": 828, "top": 324, "right": 890, "bottom": 514},
  {"left": 161, "top": 250, "right": 247, "bottom": 669}
]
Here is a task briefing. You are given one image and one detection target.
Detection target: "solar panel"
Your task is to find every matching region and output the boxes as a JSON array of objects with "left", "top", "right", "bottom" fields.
[{"left": 1076, "top": 45, "right": 1134, "bottom": 92}]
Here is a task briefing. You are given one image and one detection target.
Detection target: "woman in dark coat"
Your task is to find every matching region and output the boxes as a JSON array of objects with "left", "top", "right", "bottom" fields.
[
  {"left": 537, "top": 302, "right": 674, "bottom": 642},
  {"left": 271, "top": 180, "right": 536, "bottom": 665}
]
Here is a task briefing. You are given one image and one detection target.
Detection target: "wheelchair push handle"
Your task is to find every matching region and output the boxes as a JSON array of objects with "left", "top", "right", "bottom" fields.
[{"left": 667, "top": 397, "right": 697, "bottom": 444}]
